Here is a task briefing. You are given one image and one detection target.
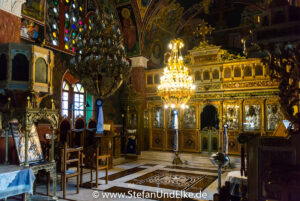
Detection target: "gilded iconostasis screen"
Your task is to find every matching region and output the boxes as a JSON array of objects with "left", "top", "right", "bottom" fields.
[
  {"left": 244, "top": 105, "right": 261, "bottom": 130},
  {"left": 267, "top": 104, "right": 282, "bottom": 130},
  {"left": 152, "top": 107, "right": 163, "bottom": 128},
  {"left": 225, "top": 105, "right": 239, "bottom": 130},
  {"left": 10, "top": 123, "right": 44, "bottom": 164},
  {"left": 184, "top": 106, "right": 196, "bottom": 129}
]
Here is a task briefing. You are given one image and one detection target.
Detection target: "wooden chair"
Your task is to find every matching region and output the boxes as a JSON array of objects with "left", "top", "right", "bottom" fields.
[
  {"left": 71, "top": 116, "right": 85, "bottom": 147},
  {"left": 61, "top": 142, "right": 83, "bottom": 199},
  {"left": 91, "top": 148, "right": 110, "bottom": 187},
  {"left": 86, "top": 118, "right": 97, "bottom": 147},
  {"left": 58, "top": 117, "right": 72, "bottom": 146},
  {"left": 80, "top": 143, "right": 110, "bottom": 188}
]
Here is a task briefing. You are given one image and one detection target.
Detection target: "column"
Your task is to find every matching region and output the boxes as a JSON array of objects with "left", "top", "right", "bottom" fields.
[{"left": 130, "top": 56, "right": 148, "bottom": 152}]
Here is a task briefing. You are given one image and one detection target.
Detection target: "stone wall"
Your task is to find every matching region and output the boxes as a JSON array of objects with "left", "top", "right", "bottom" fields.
[{"left": 0, "top": 9, "right": 21, "bottom": 44}]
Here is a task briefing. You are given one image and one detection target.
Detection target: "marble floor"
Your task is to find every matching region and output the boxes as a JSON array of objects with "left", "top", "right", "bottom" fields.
[{"left": 32, "top": 158, "right": 237, "bottom": 201}]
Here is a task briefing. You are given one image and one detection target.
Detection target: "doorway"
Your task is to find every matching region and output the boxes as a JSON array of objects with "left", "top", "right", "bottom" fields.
[{"left": 201, "top": 105, "right": 219, "bottom": 153}]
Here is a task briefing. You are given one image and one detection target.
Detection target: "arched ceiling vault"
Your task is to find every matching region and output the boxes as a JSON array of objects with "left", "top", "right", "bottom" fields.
[{"left": 108, "top": 0, "right": 269, "bottom": 67}]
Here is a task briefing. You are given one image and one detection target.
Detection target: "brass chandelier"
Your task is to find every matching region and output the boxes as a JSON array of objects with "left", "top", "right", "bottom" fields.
[{"left": 157, "top": 39, "right": 196, "bottom": 109}]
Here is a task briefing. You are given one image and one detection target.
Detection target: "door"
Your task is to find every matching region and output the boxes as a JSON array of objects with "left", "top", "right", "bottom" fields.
[{"left": 201, "top": 105, "right": 219, "bottom": 153}]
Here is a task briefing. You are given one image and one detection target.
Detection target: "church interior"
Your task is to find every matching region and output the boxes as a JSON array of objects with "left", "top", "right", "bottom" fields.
[{"left": 0, "top": 0, "right": 300, "bottom": 200}]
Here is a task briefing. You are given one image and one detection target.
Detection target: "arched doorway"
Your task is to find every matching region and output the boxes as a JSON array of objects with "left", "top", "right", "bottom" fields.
[{"left": 201, "top": 105, "right": 219, "bottom": 153}]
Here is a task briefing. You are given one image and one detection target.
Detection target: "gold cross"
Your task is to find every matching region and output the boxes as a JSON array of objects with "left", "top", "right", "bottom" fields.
[{"left": 193, "top": 19, "right": 215, "bottom": 42}]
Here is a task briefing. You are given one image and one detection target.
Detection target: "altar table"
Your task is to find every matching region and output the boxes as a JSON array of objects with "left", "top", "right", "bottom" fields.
[
  {"left": 225, "top": 171, "right": 247, "bottom": 198},
  {"left": 0, "top": 165, "right": 35, "bottom": 199}
]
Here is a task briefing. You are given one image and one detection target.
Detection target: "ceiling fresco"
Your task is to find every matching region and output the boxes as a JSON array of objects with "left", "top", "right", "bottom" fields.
[
  {"left": 20, "top": 0, "right": 268, "bottom": 66},
  {"left": 137, "top": 0, "right": 152, "bottom": 20}
]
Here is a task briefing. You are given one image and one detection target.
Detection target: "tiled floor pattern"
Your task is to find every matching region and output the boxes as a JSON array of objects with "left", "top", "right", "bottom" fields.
[
  {"left": 34, "top": 160, "right": 228, "bottom": 201},
  {"left": 126, "top": 170, "right": 216, "bottom": 191}
]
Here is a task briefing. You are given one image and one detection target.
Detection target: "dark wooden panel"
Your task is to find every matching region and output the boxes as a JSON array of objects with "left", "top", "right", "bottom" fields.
[
  {"left": 228, "top": 131, "right": 239, "bottom": 155},
  {"left": 183, "top": 134, "right": 197, "bottom": 150},
  {"left": 113, "top": 135, "right": 121, "bottom": 158},
  {"left": 181, "top": 130, "right": 199, "bottom": 152},
  {"left": 166, "top": 129, "right": 174, "bottom": 150},
  {"left": 152, "top": 134, "right": 163, "bottom": 149}
]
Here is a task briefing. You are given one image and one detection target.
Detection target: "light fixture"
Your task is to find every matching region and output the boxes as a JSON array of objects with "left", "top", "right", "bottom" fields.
[
  {"left": 157, "top": 38, "right": 195, "bottom": 108},
  {"left": 69, "top": 0, "right": 131, "bottom": 134}
]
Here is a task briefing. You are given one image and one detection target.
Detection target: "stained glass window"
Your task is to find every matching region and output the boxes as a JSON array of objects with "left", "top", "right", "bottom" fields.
[
  {"left": 46, "top": 0, "right": 84, "bottom": 50},
  {"left": 46, "top": 0, "right": 60, "bottom": 46},
  {"left": 64, "top": 0, "right": 85, "bottom": 51}
]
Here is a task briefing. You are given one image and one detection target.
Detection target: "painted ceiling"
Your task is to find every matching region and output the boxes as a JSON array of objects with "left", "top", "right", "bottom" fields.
[
  {"left": 111, "top": 0, "right": 271, "bottom": 67},
  {"left": 21, "top": 0, "right": 269, "bottom": 67}
]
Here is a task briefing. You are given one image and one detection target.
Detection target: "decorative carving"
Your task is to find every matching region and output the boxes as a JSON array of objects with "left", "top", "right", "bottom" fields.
[
  {"left": 193, "top": 19, "right": 215, "bottom": 43},
  {"left": 199, "top": 84, "right": 221, "bottom": 91},
  {"left": 221, "top": 50, "right": 245, "bottom": 62},
  {"left": 26, "top": 108, "right": 59, "bottom": 130},
  {"left": 223, "top": 80, "right": 277, "bottom": 89}
]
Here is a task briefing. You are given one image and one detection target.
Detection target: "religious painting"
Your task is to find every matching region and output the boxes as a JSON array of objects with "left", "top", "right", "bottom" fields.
[
  {"left": 150, "top": 40, "right": 163, "bottom": 65},
  {"left": 225, "top": 105, "right": 239, "bottom": 130},
  {"left": 152, "top": 107, "right": 163, "bottom": 128},
  {"left": 128, "top": 112, "right": 137, "bottom": 129},
  {"left": 137, "top": 0, "right": 151, "bottom": 20},
  {"left": 143, "top": 1, "right": 183, "bottom": 66},
  {"left": 267, "top": 104, "right": 282, "bottom": 130},
  {"left": 117, "top": 5, "right": 140, "bottom": 57},
  {"left": 22, "top": 0, "right": 45, "bottom": 23},
  {"left": 167, "top": 109, "right": 178, "bottom": 129},
  {"left": 10, "top": 122, "right": 44, "bottom": 164},
  {"left": 21, "top": 18, "right": 44, "bottom": 43},
  {"left": 184, "top": 106, "right": 196, "bottom": 129},
  {"left": 144, "top": 110, "right": 149, "bottom": 128},
  {"left": 244, "top": 105, "right": 261, "bottom": 130}
]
